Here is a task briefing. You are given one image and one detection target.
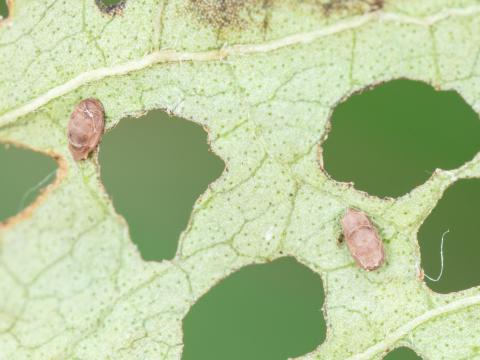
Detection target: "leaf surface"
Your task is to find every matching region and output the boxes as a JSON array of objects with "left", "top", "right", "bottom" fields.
[{"left": 1, "top": 0, "right": 480, "bottom": 359}]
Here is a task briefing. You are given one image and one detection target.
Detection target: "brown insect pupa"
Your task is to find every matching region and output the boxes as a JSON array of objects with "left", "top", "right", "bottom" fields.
[
  {"left": 67, "top": 98, "right": 105, "bottom": 161},
  {"left": 341, "top": 208, "right": 385, "bottom": 271}
]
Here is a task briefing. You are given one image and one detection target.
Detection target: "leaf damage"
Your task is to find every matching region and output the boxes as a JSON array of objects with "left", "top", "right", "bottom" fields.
[
  {"left": 95, "top": 0, "right": 127, "bottom": 16},
  {"left": 322, "top": 0, "right": 384, "bottom": 15},
  {"left": 0, "top": 0, "right": 14, "bottom": 25},
  {"left": 187, "top": 0, "right": 259, "bottom": 29},
  {"left": 0, "top": 142, "right": 64, "bottom": 232},
  {"left": 188, "top": 0, "right": 384, "bottom": 31},
  {"left": 0, "top": 1, "right": 480, "bottom": 359}
]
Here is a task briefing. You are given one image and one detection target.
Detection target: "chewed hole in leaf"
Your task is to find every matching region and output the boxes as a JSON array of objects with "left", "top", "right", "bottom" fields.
[
  {"left": 383, "top": 347, "right": 422, "bottom": 359},
  {"left": 95, "top": 0, "right": 126, "bottom": 14},
  {"left": 99, "top": 110, "right": 224, "bottom": 262},
  {"left": 182, "top": 257, "right": 326, "bottom": 360},
  {"left": 419, "top": 179, "right": 480, "bottom": 293},
  {"left": 321, "top": 79, "right": 480, "bottom": 198},
  {"left": 0, "top": 144, "right": 57, "bottom": 222},
  {"left": 0, "top": 0, "right": 7, "bottom": 18}
]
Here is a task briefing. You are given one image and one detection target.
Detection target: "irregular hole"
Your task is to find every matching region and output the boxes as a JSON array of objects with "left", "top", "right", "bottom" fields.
[
  {"left": 95, "top": 0, "right": 126, "bottom": 15},
  {"left": 182, "top": 257, "right": 326, "bottom": 360},
  {"left": 0, "top": 144, "right": 57, "bottom": 222},
  {"left": 99, "top": 110, "right": 224, "bottom": 261},
  {"left": 383, "top": 347, "right": 422, "bottom": 359},
  {"left": 321, "top": 79, "right": 480, "bottom": 198},
  {"left": 0, "top": 0, "right": 8, "bottom": 19},
  {"left": 419, "top": 179, "right": 480, "bottom": 293}
]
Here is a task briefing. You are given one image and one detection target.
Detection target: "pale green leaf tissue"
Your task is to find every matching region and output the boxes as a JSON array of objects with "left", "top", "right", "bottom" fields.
[{"left": 1, "top": 0, "right": 480, "bottom": 359}]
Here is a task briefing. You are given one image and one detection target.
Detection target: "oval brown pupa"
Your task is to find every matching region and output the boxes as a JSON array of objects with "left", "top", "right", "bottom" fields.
[
  {"left": 67, "top": 98, "right": 105, "bottom": 161},
  {"left": 341, "top": 208, "right": 385, "bottom": 271}
]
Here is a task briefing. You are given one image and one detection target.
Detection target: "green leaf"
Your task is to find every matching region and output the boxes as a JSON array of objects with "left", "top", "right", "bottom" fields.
[{"left": 1, "top": 0, "right": 480, "bottom": 358}]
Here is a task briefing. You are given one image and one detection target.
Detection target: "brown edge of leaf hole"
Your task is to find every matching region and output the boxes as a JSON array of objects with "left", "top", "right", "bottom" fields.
[
  {"left": 341, "top": 208, "right": 386, "bottom": 271},
  {"left": 0, "top": 0, "right": 14, "bottom": 26},
  {"left": 94, "top": 0, "right": 126, "bottom": 16},
  {"left": 0, "top": 143, "right": 67, "bottom": 233}
]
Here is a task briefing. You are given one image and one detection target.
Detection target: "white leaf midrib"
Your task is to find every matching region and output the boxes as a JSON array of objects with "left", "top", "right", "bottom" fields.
[{"left": 1, "top": 5, "right": 479, "bottom": 127}]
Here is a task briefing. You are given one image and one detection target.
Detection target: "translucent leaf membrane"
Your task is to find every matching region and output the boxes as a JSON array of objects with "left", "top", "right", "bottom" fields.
[
  {"left": 99, "top": 110, "right": 224, "bottom": 261},
  {"left": 322, "top": 80, "right": 480, "bottom": 198},
  {"left": 182, "top": 257, "right": 326, "bottom": 360},
  {"left": 419, "top": 179, "right": 480, "bottom": 293},
  {"left": 0, "top": 144, "right": 57, "bottom": 222}
]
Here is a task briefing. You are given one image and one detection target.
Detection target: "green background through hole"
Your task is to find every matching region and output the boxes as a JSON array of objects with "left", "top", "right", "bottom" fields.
[
  {"left": 383, "top": 347, "right": 422, "bottom": 360},
  {"left": 419, "top": 179, "right": 480, "bottom": 293},
  {"left": 0, "top": 1, "right": 7, "bottom": 18},
  {"left": 99, "top": 110, "right": 224, "bottom": 261},
  {"left": 182, "top": 257, "right": 326, "bottom": 360},
  {"left": 0, "top": 144, "right": 57, "bottom": 222},
  {"left": 322, "top": 79, "right": 480, "bottom": 198}
]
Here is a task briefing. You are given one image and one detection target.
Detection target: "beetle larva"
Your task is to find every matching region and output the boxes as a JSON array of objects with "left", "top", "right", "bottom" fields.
[
  {"left": 67, "top": 98, "right": 105, "bottom": 161},
  {"left": 341, "top": 208, "right": 385, "bottom": 271}
]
